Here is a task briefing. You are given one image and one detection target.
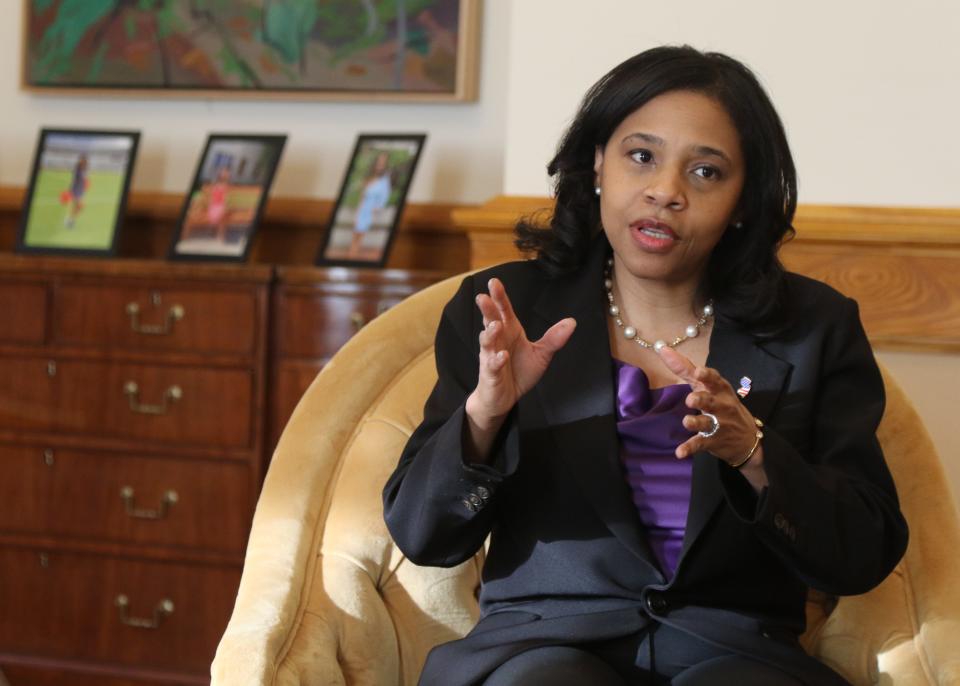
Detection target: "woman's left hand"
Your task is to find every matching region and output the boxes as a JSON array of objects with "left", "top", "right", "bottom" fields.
[{"left": 655, "top": 347, "right": 762, "bottom": 468}]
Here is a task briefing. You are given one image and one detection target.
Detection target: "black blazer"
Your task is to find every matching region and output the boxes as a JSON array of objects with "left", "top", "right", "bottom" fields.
[{"left": 383, "top": 236, "right": 908, "bottom": 685}]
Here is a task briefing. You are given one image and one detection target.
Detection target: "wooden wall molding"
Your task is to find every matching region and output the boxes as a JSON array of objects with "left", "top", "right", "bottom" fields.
[{"left": 451, "top": 196, "right": 960, "bottom": 353}]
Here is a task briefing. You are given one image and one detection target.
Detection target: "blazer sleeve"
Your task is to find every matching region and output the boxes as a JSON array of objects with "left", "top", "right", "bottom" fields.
[
  {"left": 720, "top": 297, "right": 909, "bottom": 595},
  {"left": 382, "top": 274, "right": 521, "bottom": 568}
]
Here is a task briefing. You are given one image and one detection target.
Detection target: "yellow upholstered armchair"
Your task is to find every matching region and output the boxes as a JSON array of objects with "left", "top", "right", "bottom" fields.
[{"left": 211, "top": 274, "right": 960, "bottom": 686}]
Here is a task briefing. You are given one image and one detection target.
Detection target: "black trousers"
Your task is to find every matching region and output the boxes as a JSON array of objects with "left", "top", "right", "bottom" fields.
[{"left": 482, "top": 622, "right": 808, "bottom": 686}]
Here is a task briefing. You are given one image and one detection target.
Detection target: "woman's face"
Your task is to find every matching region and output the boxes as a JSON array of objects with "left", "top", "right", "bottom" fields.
[{"left": 594, "top": 89, "right": 745, "bottom": 288}]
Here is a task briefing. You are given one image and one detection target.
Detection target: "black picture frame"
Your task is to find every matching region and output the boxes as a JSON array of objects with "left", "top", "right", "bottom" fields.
[
  {"left": 316, "top": 133, "right": 426, "bottom": 268},
  {"left": 168, "top": 133, "right": 286, "bottom": 262},
  {"left": 16, "top": 127, "right": 140, "bottom": 257}
]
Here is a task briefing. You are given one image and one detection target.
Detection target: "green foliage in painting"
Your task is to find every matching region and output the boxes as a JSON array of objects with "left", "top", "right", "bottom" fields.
[
  {"left": 27, "top": 0, "right": 463, "bottom": 92},
  {"left": 33, "top": 0, "right": 117, "bottom": 81},
  {"left": 263, "top": 0, "right": 319, "bottom": 64}
]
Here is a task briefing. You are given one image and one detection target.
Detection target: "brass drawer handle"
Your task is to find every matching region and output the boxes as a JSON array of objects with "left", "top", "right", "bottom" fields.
[
  {"left": 350, "top": 311, "right": 366, "bottom": 332},
  {"left": 123, "top": 381, "right": 182, "bottom": 415},
  {"left": 125, "top": 302, "right": 185, "bottom": 336},
  {"left": 350, "top": 302, "right": 392, "bottom": 332},
  {"left": 115, "top": 594, "right": 174, "bottom": 629},
  {"left": 120, "top": 486, "right": 178, "bottom": 519}
]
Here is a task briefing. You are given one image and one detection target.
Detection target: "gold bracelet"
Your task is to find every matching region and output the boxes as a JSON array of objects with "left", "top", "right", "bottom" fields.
[{"left": 730, "top": 417, "right": 764, "bottom": 469}]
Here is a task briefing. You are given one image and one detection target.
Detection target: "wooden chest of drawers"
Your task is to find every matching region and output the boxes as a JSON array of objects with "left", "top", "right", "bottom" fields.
[
  {"left": 0, "top": 257, "right": 270, "bottom": 685},
  {"left": 0, "top": 255, "right": 447, "bottom": 684},
  {"left": 269, "top": 266, "right": 447, "bottom": 449}
]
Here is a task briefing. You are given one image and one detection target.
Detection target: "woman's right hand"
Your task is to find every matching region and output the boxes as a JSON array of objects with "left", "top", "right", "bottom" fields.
[{"left": 463, "top": 278, "right": 576, "bottom": 461}]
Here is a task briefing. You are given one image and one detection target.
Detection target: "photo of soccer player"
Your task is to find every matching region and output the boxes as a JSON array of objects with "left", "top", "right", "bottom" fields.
[{"left": 16, "top": 129, "right": 140, "bottom": 256}]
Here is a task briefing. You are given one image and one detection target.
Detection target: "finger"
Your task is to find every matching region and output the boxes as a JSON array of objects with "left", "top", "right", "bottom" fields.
[
  {"left": 488, "top": 278, "right": 518, "bottom": 324},
  {"left": 478, "top": 320, "right": 500, "bottom": 353},
  {"left": 655, "top": 346, "right": 698, "bottom": 385},
  {"left": 475, "top": 293, "right": 500, "bottom": 328},
  {"left": 682, "top": 413, "right": 718, "bottom": 435},
  {"left": 535, "top": 317, "right": 577, "bottom": 355},
  {"left": 486, "top": 349, "right": 508, "bottom": 373},
  {"left": 685, "top": 391, "right": 716, "bottom": 412},
  {"left": 675, "top": 435, "right": 705, "bottom": 460},
  {"left": 477, "top": 349, "right": 509, "bottom": 391},
  {"left": 692, "top": 365, "right": 731, "bottom": 393}
]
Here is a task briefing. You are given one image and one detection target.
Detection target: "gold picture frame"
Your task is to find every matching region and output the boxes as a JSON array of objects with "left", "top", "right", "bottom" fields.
[{"left": 22, "top": 0, "right": 480, "bottom": 102}]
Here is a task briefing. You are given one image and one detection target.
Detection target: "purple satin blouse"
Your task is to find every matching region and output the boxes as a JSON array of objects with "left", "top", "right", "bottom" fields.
[{"left": 613, "top": 359, "right": 695, "bottom": 578}]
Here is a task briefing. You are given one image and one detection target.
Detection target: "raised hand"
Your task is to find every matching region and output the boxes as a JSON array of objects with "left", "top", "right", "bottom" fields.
[
  {"left": 464, "top": 278, "right": 576, "bottom": 460},
  {"left": 655, "top": 347, "right": 766, "bottom": 484}
]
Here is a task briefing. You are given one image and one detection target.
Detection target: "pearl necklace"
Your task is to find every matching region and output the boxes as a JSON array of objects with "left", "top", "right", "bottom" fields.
[{"left": 604, "top": 260, "right": 714, "bottom": 351}]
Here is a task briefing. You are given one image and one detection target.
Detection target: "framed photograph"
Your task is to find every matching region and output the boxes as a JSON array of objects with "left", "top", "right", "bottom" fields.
[
  {"left": 23, "top": 0, "right": 480, "bottom": 102},
  {"left": 168, "top": 134, "right": 286, "bottom": 262},
  {"left": 16, "top": 128, "right": 140, "bottom": 257},
  {"left": 317, "top": 133, "right": 426, "bottom": 268}
]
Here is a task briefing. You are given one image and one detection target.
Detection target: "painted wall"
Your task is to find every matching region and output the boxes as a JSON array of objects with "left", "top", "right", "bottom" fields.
[
  {"left": 1, "top": 1, "right": 511, "bottom": 204},
  {"left": 503, "top": 0, "right": 960, "bottom": 207}
]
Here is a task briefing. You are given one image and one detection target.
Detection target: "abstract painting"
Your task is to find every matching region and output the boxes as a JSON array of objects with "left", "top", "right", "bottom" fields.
[{"left": 23, "top": 0, "right": 479, "bottom": 100}]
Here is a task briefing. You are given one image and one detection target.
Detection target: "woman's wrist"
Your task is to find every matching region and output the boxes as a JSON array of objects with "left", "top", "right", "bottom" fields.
[
  {"left": 729, "top": 418, "right": 764, "bottom": 469},
  {"left": 463, "top": 392, "right": 509, "bottom": 463}
]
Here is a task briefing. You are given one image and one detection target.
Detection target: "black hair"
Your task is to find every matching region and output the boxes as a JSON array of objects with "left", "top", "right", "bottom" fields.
[{"left": 516, "top": 45, "right": 797, "bottom": 333}]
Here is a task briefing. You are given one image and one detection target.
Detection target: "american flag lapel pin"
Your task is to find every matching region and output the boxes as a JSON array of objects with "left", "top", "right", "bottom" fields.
[{"left": 737, "top": 376, "right": 752, "bottom": 399}]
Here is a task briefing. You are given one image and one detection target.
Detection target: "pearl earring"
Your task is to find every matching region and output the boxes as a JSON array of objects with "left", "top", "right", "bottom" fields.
[
  {"left": 733, "top": 221, "right": 743, "bottom": 229},
  {"left": 594, "top": 186, "right": 601, "bottom": 196}
]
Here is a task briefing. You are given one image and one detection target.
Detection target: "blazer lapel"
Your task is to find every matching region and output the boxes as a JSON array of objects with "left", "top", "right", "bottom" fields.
[
  {"left": 528, "top": 238, "right": 661, "bottom": 573},
  {"left": 677, "top": 319, "right": 793, "bottom": 568}
]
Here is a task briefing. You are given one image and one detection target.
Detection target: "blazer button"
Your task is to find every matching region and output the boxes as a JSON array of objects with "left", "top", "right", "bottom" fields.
[
  {"left": 774, "top": 513, "right": 787, "bottom": 530},
  {"left": 476, "top": 485, "right": 491, "bottom": 501},
  {"left": 645, "top": 593, "right": 668, "bottom": 615},
  {"left": 467, "top": 493, "right": 482, "bottom": 507},
  {"left": 462, "top": 498, "right": 478, "bottom": 513}
]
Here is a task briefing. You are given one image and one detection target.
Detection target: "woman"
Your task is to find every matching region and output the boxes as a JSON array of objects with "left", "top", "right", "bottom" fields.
[
  {"left": 383, "top": 46, "right": 908, "bottom": 685},
  {"left": 63, "top": 153, "right": 88, "bottom": 229},
  {"left": 349, "top": 151, "right": 392, "bottom": 258},
  {"left": 206, "top": 166, "right": 231, "bottom": 242}
]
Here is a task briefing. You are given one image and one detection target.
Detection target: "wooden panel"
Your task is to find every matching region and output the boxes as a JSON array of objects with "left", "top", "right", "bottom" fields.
[
  {"left": 0, "top": 358, "right": 252, "bottom": 449},
  {"left": 275, "top": 290, "right": 409, "bottom": 359},
  {"left": 0, "top": 446, "right": 251, "bottom": 552},
  {"left": 0, "top": 659, "right": 205, "bottom": 685},
  {"left": 0, "top": 357, "right": 58, "bottom": 431},
  {"left": 54, "top": 284, "right": 258, "bottom": 356},
  {"left": 0, "top": 281, "right": 48, "bottom": 345},
  {"left": 781, "top": 244, "right": 960, "bottom": 351},
  {"left": 0, "top": 548, "right": 238, "bottom": 675},
  {"left": 269, "top": 360, "right": 324, "bottom": 450}
]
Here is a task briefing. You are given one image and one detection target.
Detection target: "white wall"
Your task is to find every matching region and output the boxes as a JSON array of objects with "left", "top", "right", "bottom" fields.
[
  {"left": 503, "top": 0, "right": 960, "bottom": 207},
  {"left": 0, "top": 0, "right": 511, "bottom": 204}
]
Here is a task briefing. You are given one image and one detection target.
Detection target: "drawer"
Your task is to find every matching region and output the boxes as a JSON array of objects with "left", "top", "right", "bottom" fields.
[
  {"left": 0, "top": 446, "right": 252, "bottom": 552},
  {"left": 54, "top": 283, "right": 258, "bottom": 355},
  {"left": 0, "top": 663, "right": 187, "bottom": 686},
  {"left": 276, "top": 290, "right": 412, "bottom": 358},
  {"left": 270, "top": 360, "right": 324, "bottom": 449},
  {"left": 0, "top": 548, "right": 239, "bottom": 674},
  {"left": 0, "top": 281, "right": 48, "bottom": 345},
  {"left": 0, "top": 357, "right": 253, "bottom": 449}
]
